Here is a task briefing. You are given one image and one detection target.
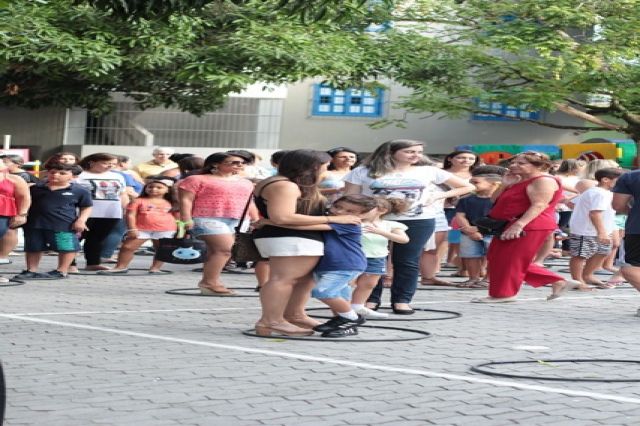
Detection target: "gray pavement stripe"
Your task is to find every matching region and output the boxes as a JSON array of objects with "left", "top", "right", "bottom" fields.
[{"left": 2, "top": 313, "right": 640, "bottom": 405}]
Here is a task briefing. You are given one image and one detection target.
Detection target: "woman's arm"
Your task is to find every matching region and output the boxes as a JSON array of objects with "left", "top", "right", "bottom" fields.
[
  {"left": 8, "top": 175, "right": 30, "bottom": 229},
  {"left": 431, "top": 176, "right": 474, "bottom": 203},
  {"left": 343, "top": 182, "right": 363, "bottom": 195},
  {"left": 501, "top": 177, "right": 558, "bottom": 240},
  {"left": 178, "top": 188, "right": 196, "bottom": 230},
  {"left": 263, "top": 181, "right": 359, "bottom": 226}
]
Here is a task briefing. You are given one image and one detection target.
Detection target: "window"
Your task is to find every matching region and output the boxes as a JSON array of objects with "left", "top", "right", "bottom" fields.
[
  {"left": 312, "top": 84, "right": 384, "bottom": 117},
  {"left": 472, "top": 100, "right": 541, "bottom": 121}
]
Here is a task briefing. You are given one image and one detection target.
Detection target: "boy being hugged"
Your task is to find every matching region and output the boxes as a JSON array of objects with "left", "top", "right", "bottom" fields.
[
  {"left": 16, "top": 163, "right": 92, "bottom": 280},
  {"left": 569, "top": 167, "right": 624, "bottom": 289}
]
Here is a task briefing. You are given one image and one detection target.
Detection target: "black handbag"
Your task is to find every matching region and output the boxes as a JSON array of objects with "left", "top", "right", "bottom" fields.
[
  {"left": 231, "top": 195, "right": 263, "bottom": 263},
  {"left": 155, "top": 230, "right": 207, "bottom": 264},
  {"left": 474, "top": 216, "right": 510, "bottom": 236}
]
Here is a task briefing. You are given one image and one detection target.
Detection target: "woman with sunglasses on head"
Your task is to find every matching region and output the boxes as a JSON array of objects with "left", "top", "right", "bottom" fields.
[
  {"left": 472, "top": 152, "right": 580, "bottom": 303},
  {"left": 178, "top": 152, "right": 254, "bottom": 295},
  {"left": 344, "top": 140, "right": 474, "bottom": 314},
  {"left": 319, "top": 147, "right": 359, "bottom": 204}
]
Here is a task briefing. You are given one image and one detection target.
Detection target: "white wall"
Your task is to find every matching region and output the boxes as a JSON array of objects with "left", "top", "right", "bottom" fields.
[{"left": 279, "top": 80, "right": 584, "bottom": 155}]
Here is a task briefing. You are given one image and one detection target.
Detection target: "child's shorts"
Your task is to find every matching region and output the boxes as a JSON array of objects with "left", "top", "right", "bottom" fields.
[
  {"left": 312, "top": 270, "right": 361, "bottom": 300},
  {"left": 24, "top": 228, "right": 81, "bottom": 253},
  {"left": 137, "top": 230, "right": 176, "bottom": 240},
  {"left": 191, "top": 217, "right": 239, "bottom": 237},
  {"left": 569, "top": 234, "right": 611, "bottom": 259},
  {"left": 459, "top": 234, "right": 492, "bottom": 258},
  {"left": 363, "top": 257, "right": 386, "bottom": 275}
]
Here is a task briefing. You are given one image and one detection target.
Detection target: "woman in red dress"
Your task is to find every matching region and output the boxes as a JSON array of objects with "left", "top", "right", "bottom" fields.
[{"left": 472, "top": 152, "right": 579, "bottom": 303}]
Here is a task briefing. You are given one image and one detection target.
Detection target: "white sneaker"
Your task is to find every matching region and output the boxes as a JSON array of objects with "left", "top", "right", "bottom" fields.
[
  {"left": 356, "top": 307, "right": 389, "bottom": 319},
  {"left": 0, "top": 258, "right": 11, "bottom": 265}
]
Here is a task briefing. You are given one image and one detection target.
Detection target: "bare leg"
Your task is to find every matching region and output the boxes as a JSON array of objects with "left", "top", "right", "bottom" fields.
[
  {"left": 257, "top": 256, "right": 319, "bottom": 331},
  {"left": 254, "top": 260, "right": 269, "bottom": 288},
  {"left": 532, "top": 234, "right": 555, "bottom": 266},
  {"left": 352, "top": 274, "right": 380, "bottom": 305},
  {"left": 284, "top": 273, "right": 319, "bottom": 327},
  {"left": 57, "top": 252, "right": 77, "bottom": 274},
  {"left": 148, "top": 240, "right": 164, "bottom": 272},
  {"left": 199, "top": 234, "right": 235, "bottom": 290},
  {"left": 112, "top": 239, "right": 147, "bottom": 270},
  {"left": 420, "top": 231, "right": 450, "bottom": 284},
  {"left": 621, "top": 265, "right": 640, "bottom": 291},
  {"left": 25, "top": 252, "right": 43, "bottom": 272},
  {"left": 583, "top": 254, "right": 608, "bottom": 286},
  {"left": 569, "top": 256, "right": 590, "bottom": 290},
  {"left": 465, "top": 258, "right": 483, "bottom": 280},
  {"left": 0, "top": 229, "right": 17, "bottom": 259},
  {"left": 319, "top": 297, "right": 352, "bottom": 315},
  {"left": 603, "top": 231, "right": 621, "bottom": 272}
]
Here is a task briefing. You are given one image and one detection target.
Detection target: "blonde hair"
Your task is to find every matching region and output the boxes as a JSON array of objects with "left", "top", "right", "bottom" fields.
[{"left": 584, "top": 159, "right": 619, "bottom": 180}]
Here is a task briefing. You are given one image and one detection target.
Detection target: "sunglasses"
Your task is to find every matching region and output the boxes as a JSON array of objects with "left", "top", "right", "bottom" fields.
[{"left": 222, "top": 161, "right": 247, "bottom": 166}]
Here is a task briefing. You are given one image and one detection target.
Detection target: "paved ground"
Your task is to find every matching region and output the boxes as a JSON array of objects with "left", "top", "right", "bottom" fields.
[{"left": 1, "top": 253, "right": 640, "bottom": 425}]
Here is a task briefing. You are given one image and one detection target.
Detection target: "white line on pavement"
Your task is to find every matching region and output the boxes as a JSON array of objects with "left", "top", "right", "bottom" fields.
[
  {"left": 2, "top": 313, "right": 639, "bottom": 405},
  {"left": 1, "top": 294, "right": 637, "bottom": 317}
]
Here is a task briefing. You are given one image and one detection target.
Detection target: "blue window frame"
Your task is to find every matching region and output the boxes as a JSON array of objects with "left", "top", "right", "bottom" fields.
[
  {"left": 472, "top": 100, "right": 541, "bottom": 121},
  {"left": 312, "top": 84, "right": 384, "bottom": 117}
]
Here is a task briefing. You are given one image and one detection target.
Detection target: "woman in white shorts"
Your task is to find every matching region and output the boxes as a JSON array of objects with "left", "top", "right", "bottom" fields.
[
  {"left": 178, "top": 152, "right": 254, "bottom": 295},
  {"left": 253, "top": 150, "right": 361, "bottom": 337}
]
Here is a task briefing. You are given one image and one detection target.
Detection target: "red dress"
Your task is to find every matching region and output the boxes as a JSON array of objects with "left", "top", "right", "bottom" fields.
[{"left": 486, "top": 175, "right": 564, "bottom": 298}]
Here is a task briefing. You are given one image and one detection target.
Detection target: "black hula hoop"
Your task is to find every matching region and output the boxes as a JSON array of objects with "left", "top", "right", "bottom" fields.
[
  {"left": 242, "top": 324, "right": 432, "bottom": 342},
  {"left": 0, "top": 279, "right": 25, "bottom": 287},
  {"left": 70, "top": 268, "right": 174, "bottom": 276},
  {"left": 165, "top": 287, "right": 259, "bottom": 297},
  {"left": 305, "top": 307, "right": 461, "bottom": 321},
  {"left": 471, "top": 359, "right": 640, "bottom": 382}
]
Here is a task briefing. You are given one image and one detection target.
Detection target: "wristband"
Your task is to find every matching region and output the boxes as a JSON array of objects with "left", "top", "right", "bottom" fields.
[
  {"left": 177, "top": 220, "right": 193, "bottom": 226},
  {"left": 126, "top": 229, "right": 138, "bottom": 233}
]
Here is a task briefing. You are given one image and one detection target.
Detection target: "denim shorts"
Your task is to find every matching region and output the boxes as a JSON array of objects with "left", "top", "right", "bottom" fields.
[
  {"left": 459, "top": 233, "right": 492, "bottom": 258},
  {"left": 311, "top": 270, "right": 362, "bottom": 300},
  {"left": 24, "top": 228, "right": 81, "bottom": 253},
  {"left": 363, "top": 257, "right": 386, "bottom": 275},
  {"left": 191, "top": 217, "right": 239, "bottom": 237}
]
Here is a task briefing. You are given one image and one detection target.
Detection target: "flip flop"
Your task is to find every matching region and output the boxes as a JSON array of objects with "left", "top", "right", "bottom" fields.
[
  {"left": 198, "top": 286, "right": 236, "bottom": 296},
  {"left": 420, "top": 277, "right": 454, "bottom": 287}
]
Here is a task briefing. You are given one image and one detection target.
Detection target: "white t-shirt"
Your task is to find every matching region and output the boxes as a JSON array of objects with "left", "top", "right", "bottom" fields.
[
  {"left": 76, "top": 171, "right": 126, "bottom": 219},
  {"left": 361, "top": 220, "right": 408, "bottom": 258},
  {"left": 344, "top": 166, "right": 453, "bottom": 220},
  {"left": 569, "top": 186, "right": 615, "bottom": 236}
]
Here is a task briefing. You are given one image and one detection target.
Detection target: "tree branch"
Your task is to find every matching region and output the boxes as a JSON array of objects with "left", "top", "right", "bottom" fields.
[{"left": 553, "top": 103, "right": 624, "bottom": 131}]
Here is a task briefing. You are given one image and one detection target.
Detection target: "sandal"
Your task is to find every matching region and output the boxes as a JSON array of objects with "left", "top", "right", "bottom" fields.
[{"left": 420, "top": 277, "right": 454, "bottom": 286}]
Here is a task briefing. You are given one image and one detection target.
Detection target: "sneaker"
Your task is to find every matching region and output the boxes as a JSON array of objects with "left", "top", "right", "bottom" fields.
[
  {"left": 355, "top": 306, "right": 389, "bottom": 319},
  {"left": 322, "top": 324, "right": 360, "bottom": 338},
  {"left": 313, "top": 314, "right": 365, "bottom": 333},
  {"left": 45, "top": 270, "right": 68, "bottom": 279},
  {"left": 224, "top": 265, "right": 255, "bottom": 274},
  {"left": 13, "top": 270, "right": 56, "bottom": 280}
]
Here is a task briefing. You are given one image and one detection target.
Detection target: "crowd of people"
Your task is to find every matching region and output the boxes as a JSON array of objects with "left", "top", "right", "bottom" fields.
[{"left": 2, "top": 141, "right": 639, "bottom": 338}]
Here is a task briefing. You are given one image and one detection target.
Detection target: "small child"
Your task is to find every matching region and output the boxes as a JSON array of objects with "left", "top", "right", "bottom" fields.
[
  {"left": 310, "top": 194, "right": 378, "bottom": 337},
  {"left": 454, "top": 173, "right": 503, "bottom": 288},
  {"left": 100, "top": 178, "right": 177, "bottom": 274},
  {"left": 16, "top": 163, "right": 92, "bottom": 279},
  {"left": 568, "top": 167, "right": 624, "bottom": 289},
  {"left": 352, "top": 198, "right": 409, "bottom": 318}
]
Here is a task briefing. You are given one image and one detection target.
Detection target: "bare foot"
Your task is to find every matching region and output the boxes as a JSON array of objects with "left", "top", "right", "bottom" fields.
[
  {"left": 548, "top": 279, "right": 581, "bottom": 300},
  {"left": 284, "top": 315, "right": 321, "bottom": 329}
]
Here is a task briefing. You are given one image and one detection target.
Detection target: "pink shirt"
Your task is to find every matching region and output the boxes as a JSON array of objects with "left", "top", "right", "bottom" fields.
[
  {"left": 178, "top": 175, "right": 253, "bottom": 219},
  {"left": 127, "top": 198, "right": 177, "bottom": 232}
]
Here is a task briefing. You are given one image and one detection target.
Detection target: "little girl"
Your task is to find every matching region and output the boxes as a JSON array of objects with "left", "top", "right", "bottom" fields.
[
  {"left": 354, "top": 198, "right": 409, "bottom": 317},
  {"left": 101, "top": 178, "right": 177, "bottom": 274}
]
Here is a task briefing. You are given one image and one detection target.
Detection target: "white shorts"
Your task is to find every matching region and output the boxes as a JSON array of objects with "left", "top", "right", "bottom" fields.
[
  {"left": 137, "top": 230, "right": 176, "bottom": 240},
  {"left": 254, "top": 237, "right": 324, "bottom": 258}
]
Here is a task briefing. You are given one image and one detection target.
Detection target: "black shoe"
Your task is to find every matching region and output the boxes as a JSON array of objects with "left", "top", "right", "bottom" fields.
[
  {"left": 392, "top": 305, "right": 415, "bottom": 315},
  {"left": 45, "top": 270, "right": 68, "bottom": 279},
  {"left": 14, "top": 270, "right": 56, "bottom": 280},
  {"left": 313, "top": 315, "right": 365, "bottom": 333},
  {"left": 322, "top": 324, "right": 359, "bottom": 338}
]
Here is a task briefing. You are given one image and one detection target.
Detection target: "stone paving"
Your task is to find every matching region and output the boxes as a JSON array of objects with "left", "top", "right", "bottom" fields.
[{"left": 1, "top": 253, "right": 640, "bottom": 425}]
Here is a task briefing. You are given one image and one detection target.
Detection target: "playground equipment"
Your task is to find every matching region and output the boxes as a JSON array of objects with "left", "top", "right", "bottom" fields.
[{"left": 456, "top": 139, "right": 637, "bottom": 168}]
